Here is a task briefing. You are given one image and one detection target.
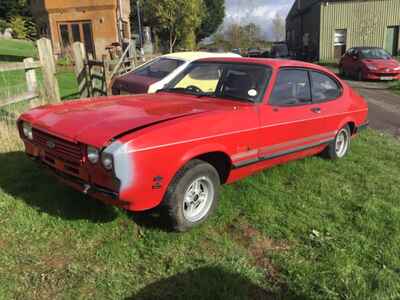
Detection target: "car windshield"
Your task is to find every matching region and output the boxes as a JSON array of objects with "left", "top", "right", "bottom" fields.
[
  {"left": 133, "top": 57, "right": 185, "bottom": 79},
  {"left": 360, "top": 49, "right": 392, "bottom": 60},
  {"left": 163, "top": 62, "right": 272, "bottom": 103}
]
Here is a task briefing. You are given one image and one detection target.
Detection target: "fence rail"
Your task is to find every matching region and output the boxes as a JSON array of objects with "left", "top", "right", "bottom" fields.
[{"left": 0, "top": 38, "right": 60, "bottom": 109}]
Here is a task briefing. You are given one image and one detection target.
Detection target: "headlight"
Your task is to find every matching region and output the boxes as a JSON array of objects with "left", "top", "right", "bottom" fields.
[
  {"left": 394, "top": 66, "right": 400, "bottom": 71},
  {"left": 366, "top": 65, "right": 378, "bottom": 71},
  {"left": 101, "top": 152, "right": 114, "bottom": 170},
  {"left": 22, "top": 122, "right": 33, "bottom": 140},
  {"left": 87, "top": 146, "right": 99, "bottom": 164}
]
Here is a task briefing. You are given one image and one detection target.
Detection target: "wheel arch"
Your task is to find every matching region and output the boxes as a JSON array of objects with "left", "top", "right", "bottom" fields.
[{"left": 180, "top": 145, "right": 232, "bottom": 184}]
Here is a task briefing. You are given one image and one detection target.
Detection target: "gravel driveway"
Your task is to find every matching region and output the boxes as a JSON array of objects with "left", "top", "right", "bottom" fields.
[{"left": 346, "top": 80, "right": 400, "bottom": 138}]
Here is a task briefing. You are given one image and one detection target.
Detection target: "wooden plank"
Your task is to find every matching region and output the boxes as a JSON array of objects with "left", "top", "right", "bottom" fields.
[
  {"left": 24, "top": 58, "right": 38, "bottom": 93},
  {"left": 87, "top": 60, "right": 105, "bottom": 67},
  {"left": 0, "top": 61, "right": 41, "bottom": 72},
  {"left": 0, "top": 91, "right": 38, "bottom": 108},
  {"left": 72, "top": 42, "right": 89, "bottom": 98}
]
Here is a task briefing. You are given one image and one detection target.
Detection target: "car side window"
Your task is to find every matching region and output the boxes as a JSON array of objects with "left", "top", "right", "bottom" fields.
[
  {"left": 269, "top": 69, "right": 311, "bottom": 106},
  {"left": 220, "top": 65, "right": 271, "bottom": 102},
  {"left": 310, "top": 71, "right": 341, "bottom": 102}
]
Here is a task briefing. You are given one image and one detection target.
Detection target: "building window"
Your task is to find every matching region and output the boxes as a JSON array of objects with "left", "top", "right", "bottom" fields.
[
  {"left": 122, "top": 21, "right": 129, "bottom": 39},
  {"left": 58, "top": 21, "right": 95, "bottom": 58},
  {"left": 334, "top": 29, "right": 347, "bottom": 60}
]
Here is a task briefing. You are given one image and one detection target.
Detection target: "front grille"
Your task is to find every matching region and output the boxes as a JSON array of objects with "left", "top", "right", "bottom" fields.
[{"left": 32, "top": 129, "right": 83, "bottom": 165}]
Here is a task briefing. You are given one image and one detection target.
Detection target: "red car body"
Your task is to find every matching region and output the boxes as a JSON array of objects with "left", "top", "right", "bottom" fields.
[
  {"left": 340, "top": 47, "right": 400, "bottom": 81},
  {"left": 18, "top": 58, "right": 368, "bottom": 214}
]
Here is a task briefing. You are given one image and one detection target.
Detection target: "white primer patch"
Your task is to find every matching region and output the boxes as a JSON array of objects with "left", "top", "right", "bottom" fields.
[{"left": 103, "top": 141, "right": 134, "bottom": 192}]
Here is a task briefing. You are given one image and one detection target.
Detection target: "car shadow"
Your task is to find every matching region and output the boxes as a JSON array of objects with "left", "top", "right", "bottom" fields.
[
  {"left": 127, "top": 207, "right": 173, "bottom": 232},
  {"left": 0, "top": 151, "right": 117, "bottom": 223},
  {"left": 125, "top": 266, "right": 302, "bottom": 300}
]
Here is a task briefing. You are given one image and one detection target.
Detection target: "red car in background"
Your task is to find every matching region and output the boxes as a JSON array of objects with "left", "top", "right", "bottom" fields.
[
  {"left": 339, "top": 47, "right": 400, "bottom": 81},
  {"left": 18, "top": 58, "right": 368, "bottom": 231}
]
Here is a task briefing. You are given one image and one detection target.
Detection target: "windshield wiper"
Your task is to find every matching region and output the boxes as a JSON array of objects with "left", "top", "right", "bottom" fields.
[
  {"left": 156, "top": 87, "right": 187, "bottom": 93},
  {"left": 157, "top": 88, "right": 213, "bottom": 98}
]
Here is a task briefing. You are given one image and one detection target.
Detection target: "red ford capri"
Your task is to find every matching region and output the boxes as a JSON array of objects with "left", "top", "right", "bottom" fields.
[{"left": 18, "top": 58, "right": 368, "bottom": 231}]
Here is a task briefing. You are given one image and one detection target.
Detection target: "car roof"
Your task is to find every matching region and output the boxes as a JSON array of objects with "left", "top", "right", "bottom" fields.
[
  {"left": 162, "top": 51, "right": 241, "bottom": 61},
  {"left": 196, "top": 57, "right": 334, "bottom": 73},
  {"left": 352, "top": 47, "right": 383, "bottom": 50}
]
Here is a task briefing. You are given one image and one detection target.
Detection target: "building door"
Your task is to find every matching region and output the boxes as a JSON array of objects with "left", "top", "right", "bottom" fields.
[
  {"left": 58, "top": 21, "right": 95, "bottom": 58},
  {"left": 334, "top": 29, "right": 347, "bottom": 60},
  {"left": 385, "top": 26, "right": 399, "bottom": 56}
]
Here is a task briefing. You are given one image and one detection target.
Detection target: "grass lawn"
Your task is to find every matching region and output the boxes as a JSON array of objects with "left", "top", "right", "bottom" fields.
[
  {"left": 0, "top": 67, "right": 78, "bottom": 102},
  {"left": 389, "top": 80, "right": 400, "bottom": 95},
  {"left": 0, "top": 128, "right": 399, "bottom": 299},
  {"left": 0, "top": 38, "right": 78, "bottom": 103},
  {"left": 0, "top": 39, "right": 37, "bottom": 61}
]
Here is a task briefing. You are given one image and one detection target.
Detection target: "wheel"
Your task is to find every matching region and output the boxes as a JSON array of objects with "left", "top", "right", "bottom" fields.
[
  {"left": 339, "top": 66, "right": 345, "bottom": 77},
  {"left": 162, "top": 159, "right": 220, "bottom": 232},
  {"left": 322, "top": 125, "right": 351, "bottom": 160},
  {"left": 357, "top": 70, "right": 364, "bottom": 81}
]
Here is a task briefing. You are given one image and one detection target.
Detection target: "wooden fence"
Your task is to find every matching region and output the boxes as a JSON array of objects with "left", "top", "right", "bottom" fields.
[
  {"left": 72, "top": 41, "right": 158, "bottom": 98},
  {"left": 0, "top": 38, "right": 60, "bottom": 109}
]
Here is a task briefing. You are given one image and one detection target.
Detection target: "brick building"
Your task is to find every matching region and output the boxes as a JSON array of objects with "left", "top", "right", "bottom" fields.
[{"left": 30, "top": 0, "right": 131, "bottom": 58}]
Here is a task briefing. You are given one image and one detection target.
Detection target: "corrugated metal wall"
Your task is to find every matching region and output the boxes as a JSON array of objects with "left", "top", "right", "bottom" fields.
[{"left": 320, "top": 0, "right": 400, "bottom": 60}]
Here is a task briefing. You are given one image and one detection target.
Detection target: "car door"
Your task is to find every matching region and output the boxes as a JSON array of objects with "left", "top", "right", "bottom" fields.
[
  {"left": 257, "top": 68, "right": 334, "bottom": 166},
  {"left": 308, "top": 70, "right": 346, "bottom": 134}
]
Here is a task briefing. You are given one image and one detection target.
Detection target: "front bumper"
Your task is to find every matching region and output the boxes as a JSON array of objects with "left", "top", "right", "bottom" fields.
[
  {"left": 364, "top": 70, "right": 400, "bottom": 81},
  {"left": 24, "top": 141, "right": 129, "bottom": 209}
]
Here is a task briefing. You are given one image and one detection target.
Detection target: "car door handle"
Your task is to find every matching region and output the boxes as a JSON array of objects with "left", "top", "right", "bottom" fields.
[{"left": 311, "top": 107, "right": 321, "bottom": 114}]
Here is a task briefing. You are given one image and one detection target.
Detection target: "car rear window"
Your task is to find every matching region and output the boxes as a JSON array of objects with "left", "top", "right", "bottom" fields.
[
  {"left": 310, "top": 71, "right": 341, "bottom": 102},
  {"left": 133, "top": 58, "right": 185, "bottom": 79}
]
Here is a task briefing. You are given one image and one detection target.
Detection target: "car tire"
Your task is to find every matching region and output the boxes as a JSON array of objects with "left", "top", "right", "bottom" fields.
[
  {"left": 162, "top": 159, "right": 220, "bottom": 232},
  {"left": 339, "top": 66, "right": 345, "bottom": 77},
  {"left": 322, "top": 125, "right": 351, "bottom": 160},
  {"left": 357, "top": 70, "right": 364, "bottom": 81}
]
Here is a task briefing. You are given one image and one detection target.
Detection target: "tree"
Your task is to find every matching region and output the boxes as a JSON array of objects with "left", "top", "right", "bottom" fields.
[
  {"left": 224, "top": 22, "right": 263, "bottom": 49},
  {"left": 0, "top": 0, "right": 29, "bottom": 19},
  {"left": 225, "top": 23, "right": 242, "bottom": 49},
  {"left": 272, "top": 13, "right": 285, "bottom": 42},
  {"left": 197, "top": 0, "right": 225, "bottom": 42},
  {"left": 242, "top": 23, "right": 262, "bottom": 46},
  {"left": 132, "top": 0, "right": 204, "bottom": 52}
]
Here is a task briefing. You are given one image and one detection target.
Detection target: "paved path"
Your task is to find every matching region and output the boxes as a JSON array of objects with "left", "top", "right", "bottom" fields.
[{"left": 346, "top": 80, "right": 400, "bottom": 138}]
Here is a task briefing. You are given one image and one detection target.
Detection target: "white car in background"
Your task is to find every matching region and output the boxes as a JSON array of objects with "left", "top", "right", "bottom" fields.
[{"left": 111, "top": 51, "right": 241, "bottom": 95}]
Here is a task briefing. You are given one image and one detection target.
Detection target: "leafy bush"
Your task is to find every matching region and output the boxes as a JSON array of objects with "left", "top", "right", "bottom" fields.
[
  {"left": 9, "top": 16, "right": 28, "bottom": 39},
  {"left": 7, "top": 16, "right": 37, "bottom": 40},
  {"left": 0, "top": 18, "right": 8, "bottom": 33}
]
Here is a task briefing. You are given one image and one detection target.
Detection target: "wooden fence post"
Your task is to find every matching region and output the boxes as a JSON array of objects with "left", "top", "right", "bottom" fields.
[
  {"left": 37, "top": 38, "right": 61, "bottom": 103},
  {"left": 24, "top": 57, "right": 40, "bottom": 107},
  {"left": 72, "top": 42, "right": 89, "bottom": 98},
  {"left": 103, "top": 57, "right": 112, "bottom": 96}
]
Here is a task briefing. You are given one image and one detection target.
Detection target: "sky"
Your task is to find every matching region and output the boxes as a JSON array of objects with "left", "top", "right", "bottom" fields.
[{"left": 223, "top": 0, "right": 295, "bottom": 39}]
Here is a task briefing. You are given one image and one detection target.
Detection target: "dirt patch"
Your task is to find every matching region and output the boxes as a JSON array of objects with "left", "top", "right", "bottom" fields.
[
  {"left": 42, "top": 254, "right": 70, "bottom": 270},
  {"left": 0, "top": 239, "right": 8, "bottom": 249},
  {"left": 226, "top": 220, "right": 289, "bottom": 281}
]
